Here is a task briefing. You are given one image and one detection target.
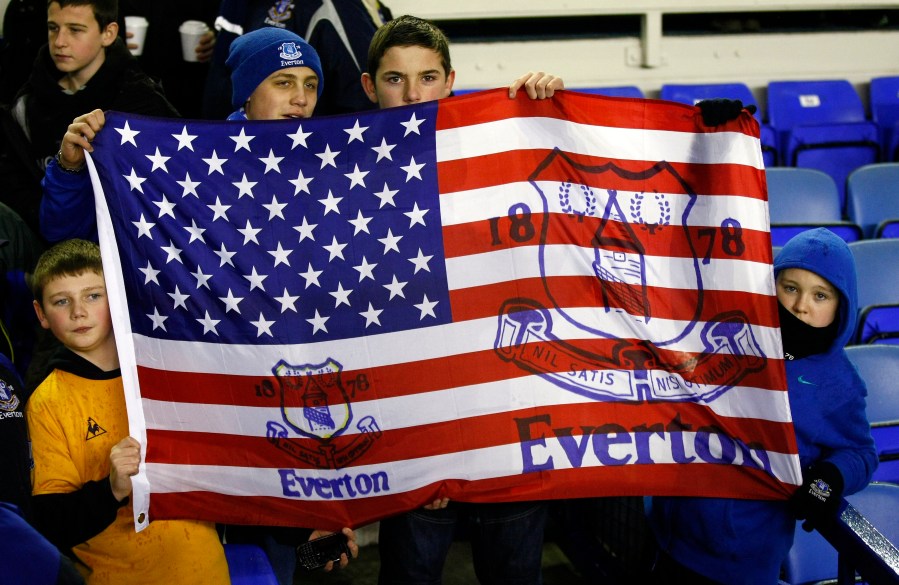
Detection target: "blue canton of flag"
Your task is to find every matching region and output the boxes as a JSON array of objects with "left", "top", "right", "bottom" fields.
[{"left": 91, "top": 105, "right": 451, "bottom": 345}]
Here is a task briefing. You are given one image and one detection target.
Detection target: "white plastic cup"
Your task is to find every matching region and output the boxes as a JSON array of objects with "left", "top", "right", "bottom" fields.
[
  {"left": 124, "top": 15, "right": 148, "bottom": 56},
  {"left": 179, "top": 20, "right": 210, "bottom": 62}
]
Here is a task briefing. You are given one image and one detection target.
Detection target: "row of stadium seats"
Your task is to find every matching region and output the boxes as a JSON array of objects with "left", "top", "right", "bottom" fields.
[{"left": 768, "top": 164, "right": 899, "bottom": 243}]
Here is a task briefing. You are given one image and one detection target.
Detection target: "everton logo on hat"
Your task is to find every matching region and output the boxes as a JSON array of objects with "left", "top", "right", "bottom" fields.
[{"left": 280, "top": 41, "right": 301, "bottom": 61}]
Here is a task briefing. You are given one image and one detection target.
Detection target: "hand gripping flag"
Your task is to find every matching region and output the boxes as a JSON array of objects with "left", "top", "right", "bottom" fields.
[{"left": 87, "top": 89, "right": 800, "bottom": 532}]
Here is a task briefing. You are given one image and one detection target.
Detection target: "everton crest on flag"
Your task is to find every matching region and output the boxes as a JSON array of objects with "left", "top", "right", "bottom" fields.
[{"left": 87, "top": 89, "right": 799, "bottom": 532}]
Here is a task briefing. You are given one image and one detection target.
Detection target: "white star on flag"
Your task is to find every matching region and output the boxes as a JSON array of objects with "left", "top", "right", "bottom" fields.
[
  {"left": 231, "top": 128, "right": 255, "bottom": 152},
  {"left": 202, "top": 150, "right": 227, "bottom": 175},
  {"left": 288, "top": 169, "right": 313, "bottom": 195},
  {"left": 123, "top": 168, "right": 146, "bottom": 193},
  {"left": 132, "top": 214, "right": 155, "bottom": 239},
  {"left": 146, "top": 147, "right": 170, "bottom": 172},
  {"left": 167, "top": 285, "right": 189, "bottom": 310},
  {"left": 219, "top": 289, "right": 243, "bottom": 313},
  {"left": 147, "top": 307, "right": 168, "bottom": 331},
  {"left": 371, "top": 137, "right": 396, "bottom": 162},
  {"left": 177, "top": 172, "right": 201, "bottom": 198},
  {"left": 316, "top": 144, "right": 340, "bottom": 168},
  {"left": 344, "top": 119, "right": 369, "bottom": 143},
  {"left": 115, "top": 121, "right": 140, "bottom": 146},
  {"left": 345, "top": 164, "right": 369, "bottom": 189},
  {"left": 250, "top": 313, "right": 275, "bottom": 337},
  {"left": 138, "top": 261, "right": 160, "bottom": 285},
  {"left": 401, "top": 157, "right": 425, "bottom": 182},
  {"left": 259, "top": 149, "right": 284, "bottom": 174},
  {"left": 196, "top": 311, "right": 220, "bottom": 335},
  {"left": 233, "top": 174, "right": 257, "bottom": 199},
  {"left": 414, "top": 293, "right": 439, "bottom": 319},
  {"left": 172, "top": 126, "right": 197, "bottom": 151},
  {"left": 153, "top": 195, "right": 176, "bottom": 219},
  {"left": 287, "top": 125, "right": 312, "bottom": 149},
  {"left": 274, "top": 289, "right": 299, "bottom": 313},
  {"left": 401, "top": 112, "right": 425, "bottom": 136}
]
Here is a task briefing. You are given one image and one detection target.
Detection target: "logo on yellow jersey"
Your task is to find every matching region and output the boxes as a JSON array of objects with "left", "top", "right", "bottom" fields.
[{"left": 86, "top": 417, "right": 107, "bottom": 440}]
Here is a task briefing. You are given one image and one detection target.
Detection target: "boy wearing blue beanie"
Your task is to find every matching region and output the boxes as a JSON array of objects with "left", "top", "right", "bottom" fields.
[{"left": 225, "top": 27, "right": 324, "bottom": 121}]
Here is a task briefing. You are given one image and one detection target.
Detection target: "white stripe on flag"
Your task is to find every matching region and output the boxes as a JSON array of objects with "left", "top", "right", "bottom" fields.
[{"left": 436, "top": 118, "right": 764, "bottom": 168}]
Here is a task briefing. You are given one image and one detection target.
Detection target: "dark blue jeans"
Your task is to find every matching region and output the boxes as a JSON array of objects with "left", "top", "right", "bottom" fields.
[{"left": 378, "top": 501, "right": 547, "bottom": 585}]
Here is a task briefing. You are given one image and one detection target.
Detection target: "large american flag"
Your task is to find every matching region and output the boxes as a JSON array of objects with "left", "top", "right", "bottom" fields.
[{"left": 88, "top": 89, "right": 799, "bottom": 532}]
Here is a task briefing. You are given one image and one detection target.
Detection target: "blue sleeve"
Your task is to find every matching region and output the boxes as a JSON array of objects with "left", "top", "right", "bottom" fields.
[
  {"left": 39, "top": 158, "right": 98, "bottom": 243},
  {"left": 822, "top": 373, "right": 878, "bottom": 495}
]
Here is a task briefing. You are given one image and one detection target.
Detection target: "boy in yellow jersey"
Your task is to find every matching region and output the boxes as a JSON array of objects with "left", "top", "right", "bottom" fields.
[{"left": 26, "top": 239, "right": 230, "bottom": 585}]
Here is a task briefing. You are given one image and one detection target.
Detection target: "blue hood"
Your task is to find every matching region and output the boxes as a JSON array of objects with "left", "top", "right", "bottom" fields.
[{"left": 773, "top": 228, "right": 858, "bottom": 350}]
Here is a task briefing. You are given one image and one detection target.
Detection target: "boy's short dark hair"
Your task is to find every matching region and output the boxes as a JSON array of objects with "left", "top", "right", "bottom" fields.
[
  {"left": 49, "top": 0, "right": 118, "bottom": 30},
  {"left": 32, "top": 239, "right": 104, "bottom": 305},
  {"left": 367, "top": 15, "right": 452, "bottom": 78}
]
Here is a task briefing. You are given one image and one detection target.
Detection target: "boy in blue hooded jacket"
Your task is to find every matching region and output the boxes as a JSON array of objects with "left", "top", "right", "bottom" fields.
[{"left": 648, "top": 228, "right": 878, "bottom": 585}]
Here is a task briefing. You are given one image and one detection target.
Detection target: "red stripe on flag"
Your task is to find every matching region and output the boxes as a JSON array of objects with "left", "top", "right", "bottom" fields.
[
  {"left": 437, "top": 151, "right": 766, "bottom": 199},
  {"left": 437, "top": 89, "right": 761, "bottom": 139}
]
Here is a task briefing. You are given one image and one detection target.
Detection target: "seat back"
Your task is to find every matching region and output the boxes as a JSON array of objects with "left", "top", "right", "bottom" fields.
[
  {"left": 870, "top": 76, "right": 899, "bottom": 161},
  {"left": 846, "top": 344, "right": 899, "bottom": 483},
  {"left": 847, "top": 163, "right": 899, "bottom": 238},
  {"left": 845, "top": 345, "right": 899, "bottom": 424},
  {"left": 766, "top": 168, "right": 842, "bottom": 224},
  {"left": 856, "top": 304, "right": 899, "bottom": 345},
  {"left": 787, "top": 122, "right": 880, "bottom": 211},
  {"left": 767, "top": 80, "right": 871, "bottom": 178},
  {"left": 848, "top": 239, "right": 899, "bottom": 310},
  {"left": 575, "top": 86, "right": 645, "bottom": 98},
  {"left": 768, "top": 79, "right": 867, "bottom": 134},
  {"left": 877, "top": 219, "right": 899, "bottom": 239}
]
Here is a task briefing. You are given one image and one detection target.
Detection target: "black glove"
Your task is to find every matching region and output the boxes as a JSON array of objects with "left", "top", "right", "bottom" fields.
[
  {"left": 789, "top": 461, "right": 844, "bottom": 531},
  {"left": 697, "top": 98, "right": 758, "bottom": 126}
]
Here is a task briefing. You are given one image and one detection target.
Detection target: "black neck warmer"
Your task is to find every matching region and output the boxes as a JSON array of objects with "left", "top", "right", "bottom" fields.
[{"left": 778, "top": 301, "right": 840, "bottom": 360}]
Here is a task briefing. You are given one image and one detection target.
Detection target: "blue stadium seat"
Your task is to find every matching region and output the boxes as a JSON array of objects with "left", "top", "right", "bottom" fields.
[
  {"left": 848, "top": 239, "right": 899, "bottom": 311},
  {"left": 857, "top": 304, "right": 899, "bottom": 346},
  {"left": 846, "top": 345, "right": 899, "bottom": 484},
  {"left": 660, "top": 82, "right": 776, "bottom": 167},
  {"left": 766, "top": 168, "right": 842, "bottom": 224},
  {"left": 846, "top": 163, "right": 899, "bottom": 238},
  {"left": 877, "top": 219, "right": 899, "bottom": 239},
  {"left": 782, "top": 482, "right": 899, "bottom": 585},
  {"left": 870, "top": 75, "right": 899, "bottom": 162},
  {"left": 767, "top": 80, "right": 880, "bottom": 210},
  {"left": 224, "top": 544, "right": 279, "bottom": 585}
]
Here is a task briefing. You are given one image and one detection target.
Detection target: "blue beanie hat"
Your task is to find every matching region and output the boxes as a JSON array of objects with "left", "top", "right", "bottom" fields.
[{"left": 226, "top": 28, "right": 324, "bottom": 109}]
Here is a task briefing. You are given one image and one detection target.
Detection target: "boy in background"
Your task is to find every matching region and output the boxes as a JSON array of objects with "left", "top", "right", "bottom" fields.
[
  {"left": 26, "top": 239, "right": 231, "bottom": 584},
  {"left": 0, "top": 0, "right": 178, "bottom": 238}
]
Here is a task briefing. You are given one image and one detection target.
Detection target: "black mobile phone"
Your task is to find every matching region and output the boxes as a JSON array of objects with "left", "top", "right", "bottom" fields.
[{"left": 296, "top": 532, "right": 350, "bottom": 571}]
